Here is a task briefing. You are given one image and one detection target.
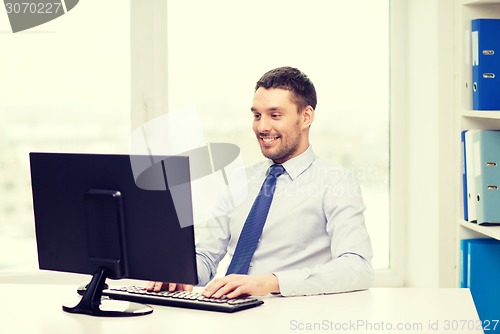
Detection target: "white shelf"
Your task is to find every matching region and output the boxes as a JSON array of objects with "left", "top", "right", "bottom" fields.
[
  {"left": 462, "top": 110, "right": 500, "bottom": 119},
  {"left": 463, "top": 0, "right": 500, "bottom": 5},
  {"left": 460, "top": 221, "right": 500, "bottom": 240}
]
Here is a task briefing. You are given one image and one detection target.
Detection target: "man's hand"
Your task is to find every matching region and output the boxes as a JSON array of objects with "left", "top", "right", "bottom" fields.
[
  {"left": 146, "top": 281, "right": 193, "bottom": 292},
  {"left": 202, "top": 274, "right": 279, "bottom": 299}
]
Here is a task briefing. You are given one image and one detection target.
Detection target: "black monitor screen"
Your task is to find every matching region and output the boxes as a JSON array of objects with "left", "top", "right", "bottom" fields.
[{"left": 29, "top": 152, "right": 198, "bottom": 316}]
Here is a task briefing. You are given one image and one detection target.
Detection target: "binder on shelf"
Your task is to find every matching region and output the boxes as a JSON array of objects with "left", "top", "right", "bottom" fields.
[
  {"left": 465, "top": 129, "right": 478, "bottom": 222},
  {"left": 459, "top": 239, "right": 470, "bottom": 288},
  {"left": 466, "top": 238, "right": 500, "bottom": 326},
  {"left": 472, "top": 18, "right": 500, "bottom": 110},
  {"left": 462, "top": 130, "right": 469, "bottom": 221},
  {"left": 473, "top": 130, "right": 500, "bottom": 225}
]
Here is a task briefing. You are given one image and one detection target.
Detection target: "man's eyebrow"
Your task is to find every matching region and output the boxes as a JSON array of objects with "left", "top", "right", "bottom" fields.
[{"left": 251, "top": 106, "right": 281, "bottom": 113}]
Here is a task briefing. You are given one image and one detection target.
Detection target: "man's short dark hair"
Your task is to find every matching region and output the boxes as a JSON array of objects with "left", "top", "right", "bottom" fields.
[{"left": 255, "top": 66, "right": 317, "bottom": 111}]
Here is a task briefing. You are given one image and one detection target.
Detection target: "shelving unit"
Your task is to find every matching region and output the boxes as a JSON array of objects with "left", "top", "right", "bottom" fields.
[{"left": 457, "top": 0, "right": 500, "bottom": 244}]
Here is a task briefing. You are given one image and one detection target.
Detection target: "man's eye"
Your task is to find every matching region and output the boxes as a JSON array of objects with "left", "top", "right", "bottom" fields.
[
  {"left": 271, "top": 114, "right": 281, "bottom": 118},
  {"left": 253, "top": 114, "right": 261, "bottom": 119}
]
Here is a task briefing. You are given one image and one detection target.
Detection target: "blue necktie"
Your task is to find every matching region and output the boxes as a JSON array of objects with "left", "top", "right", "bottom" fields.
[{"left": 226, "top": 164, "right": 285, "bottom": 275}]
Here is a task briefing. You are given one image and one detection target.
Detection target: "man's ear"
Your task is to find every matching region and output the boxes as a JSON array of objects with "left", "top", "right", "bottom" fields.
[{"left": 302, "top": 106, "right": 314, "bottom": 129}]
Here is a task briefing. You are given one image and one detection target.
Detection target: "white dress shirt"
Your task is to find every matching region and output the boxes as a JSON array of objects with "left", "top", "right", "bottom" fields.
[{"left": 195, "top": 146, "right": 374, "bottom": 296}]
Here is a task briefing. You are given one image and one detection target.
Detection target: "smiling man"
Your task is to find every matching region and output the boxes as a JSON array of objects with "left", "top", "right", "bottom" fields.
[{"left": 148, "top": 66, "right": 374, "bottom": 298}]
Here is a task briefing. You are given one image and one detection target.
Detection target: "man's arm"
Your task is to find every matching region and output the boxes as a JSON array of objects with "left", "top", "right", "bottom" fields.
[
  {"left": 200, "top": 253, "right": 373, "bottom": 298},
  {"left": 274, "top": 253, "right": 374, "bottom": 296}
]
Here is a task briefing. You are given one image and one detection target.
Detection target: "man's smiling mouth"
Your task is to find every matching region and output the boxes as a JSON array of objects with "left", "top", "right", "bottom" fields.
[{"left": 261, "top": 136, "right": 278, "bottom": 143}]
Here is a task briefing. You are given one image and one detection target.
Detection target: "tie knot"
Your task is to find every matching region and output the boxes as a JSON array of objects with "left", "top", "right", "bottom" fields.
[{"left": 268, "top": 164, "right": 285, "bottom": 178}]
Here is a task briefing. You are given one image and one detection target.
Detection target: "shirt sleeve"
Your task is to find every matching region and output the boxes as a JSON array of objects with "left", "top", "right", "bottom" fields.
[
  {"left": 194, "top": 186, "right": 232, "bottom": 286},
  {"left": 273, "top": 170, "right": 374, "bottom": 296}
]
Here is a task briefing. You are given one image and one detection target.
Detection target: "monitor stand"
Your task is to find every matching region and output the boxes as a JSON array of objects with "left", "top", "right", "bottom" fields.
[{"left": 63, "top": 267, "right": 153, "bottom": 317}]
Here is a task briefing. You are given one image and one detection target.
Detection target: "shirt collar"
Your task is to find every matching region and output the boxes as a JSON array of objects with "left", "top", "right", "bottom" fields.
[{"left": 266, "top": 146, "right": 316, "bottom": 181}]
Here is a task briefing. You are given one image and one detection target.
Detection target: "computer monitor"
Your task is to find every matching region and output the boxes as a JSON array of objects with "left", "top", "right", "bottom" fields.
[{"left": 29, "top": 152, "right": 198, "bottom": 317}]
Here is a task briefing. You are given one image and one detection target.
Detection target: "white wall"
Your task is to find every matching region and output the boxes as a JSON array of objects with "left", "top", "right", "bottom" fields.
[{"left": 403, "top": 0, "right": 456, "bottom": 287}]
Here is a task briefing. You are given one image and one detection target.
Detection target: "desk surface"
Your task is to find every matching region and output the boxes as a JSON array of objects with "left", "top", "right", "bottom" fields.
[{"left": 0, "top": 284, "right": 483, "bottom": 334}]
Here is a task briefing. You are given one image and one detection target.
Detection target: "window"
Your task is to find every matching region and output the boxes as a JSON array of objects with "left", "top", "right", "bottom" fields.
[
  {"left": 0, "top": 1, "right": 130, "bottom": 272},
  {"left": 166, "top": 0, "right": 390, "bottom": 270}
]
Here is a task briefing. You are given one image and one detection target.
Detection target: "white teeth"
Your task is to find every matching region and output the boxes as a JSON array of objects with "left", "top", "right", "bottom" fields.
[{"left": 262, "top": 137, "right": 277, "bottom": 142}]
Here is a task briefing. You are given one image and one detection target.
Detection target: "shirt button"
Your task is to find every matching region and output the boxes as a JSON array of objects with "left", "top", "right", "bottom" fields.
[{"left": 249, "top": 262, "right": 254, "bottom": 267}]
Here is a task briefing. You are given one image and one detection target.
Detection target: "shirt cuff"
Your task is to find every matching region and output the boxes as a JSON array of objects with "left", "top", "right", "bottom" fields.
[{"left": 273, "top": 269, "right": 312, "bottom": 297}]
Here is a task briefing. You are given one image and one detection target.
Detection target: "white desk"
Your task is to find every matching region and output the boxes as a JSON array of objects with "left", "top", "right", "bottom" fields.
[{"left": 0, "top": 284, "right": 483, "bottom": 334}]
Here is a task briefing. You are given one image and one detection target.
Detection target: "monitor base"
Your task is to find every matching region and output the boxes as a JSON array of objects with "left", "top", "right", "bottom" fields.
[
  {"left": 63, "top": 299, "right": 153, "bottom": 317},
  {"left": 63, "top": 267, "right": 153, "bottom": 317}
]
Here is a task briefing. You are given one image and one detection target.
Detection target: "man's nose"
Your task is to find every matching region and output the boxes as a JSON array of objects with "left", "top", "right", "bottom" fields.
[{"left": 257, "top": 115, "right": 271, "bottom": 133}]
